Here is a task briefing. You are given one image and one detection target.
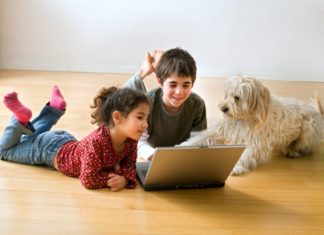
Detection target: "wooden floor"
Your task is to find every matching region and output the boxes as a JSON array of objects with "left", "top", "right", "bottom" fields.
[{"left": 0, "top": 69, "right": 324, "bottom": 234}]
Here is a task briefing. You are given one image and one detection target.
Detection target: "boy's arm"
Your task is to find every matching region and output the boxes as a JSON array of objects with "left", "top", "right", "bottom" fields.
[
  {"left": 191, "top": 98, "right": 208, "bottom": 132},
  {"left": 179, "top": 96, "right": 208, "bottom": 146},
  {"left": 139, "top": 50, "right": 163, "bottom": 78},
  {"left": 190, "top": 131, "right": 204, "bottom": 138},
  {"left": 123, "top": 51, "right": 153, "bottom": 92},
  {"left": 123, "top": 50, "right": 164, "bottom": 92},
  {"left": 123, "top": 74, "right": 147, "bottom": 93},
  {"left": 137, "top": 130, "right": 156, "bottom": 161}
]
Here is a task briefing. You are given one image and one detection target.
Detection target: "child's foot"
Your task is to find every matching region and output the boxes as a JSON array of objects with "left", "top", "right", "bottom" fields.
[
  {"left": 3, "top": 92, "right": 32, "bottom": 125},
  {"left": 49, "top": 86, "right": 66, "bottom": 110}
]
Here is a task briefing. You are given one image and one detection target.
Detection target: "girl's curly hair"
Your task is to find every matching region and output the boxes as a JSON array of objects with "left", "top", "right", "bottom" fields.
[{"left": 90, "top": 87, "right": 149, "bottom": 126}]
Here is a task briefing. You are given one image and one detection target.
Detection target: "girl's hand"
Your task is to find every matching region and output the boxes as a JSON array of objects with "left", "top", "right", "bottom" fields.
[{"left": 107, "top": 173, "right": 128, "bottom": 192}]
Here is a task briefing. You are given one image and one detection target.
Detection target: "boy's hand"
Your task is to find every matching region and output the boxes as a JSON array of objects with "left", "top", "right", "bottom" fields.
[
  {"left": 107, "top": 173, "right": 128, "bottom": 192},
  {"left": 139, "top": 50, "right": 164, "bottom": 79},
  {"left": 139, "top": 52, "right": 154, "bottom": 79},
  {"left": 151, "top": 50, "right": 164, "bottom": 72}
]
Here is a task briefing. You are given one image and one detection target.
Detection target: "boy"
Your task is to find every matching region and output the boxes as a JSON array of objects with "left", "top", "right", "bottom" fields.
[{"left": 124, "top": 47, "right": 207, "bottom": 160}]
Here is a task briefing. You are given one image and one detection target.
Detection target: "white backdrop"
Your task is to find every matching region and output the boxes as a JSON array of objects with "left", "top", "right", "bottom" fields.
[{"left": 1, "top": 0, "right": 324, "bottom": 81}]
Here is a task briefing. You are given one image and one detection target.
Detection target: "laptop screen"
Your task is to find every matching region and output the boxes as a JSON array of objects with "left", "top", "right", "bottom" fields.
[{"left": 136, "top": 145, "right": 245, "bottom": 191}]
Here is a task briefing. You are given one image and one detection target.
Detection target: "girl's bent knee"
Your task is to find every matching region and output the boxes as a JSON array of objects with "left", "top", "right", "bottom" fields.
[{"left": 0, "top": 142, "right": 13, "bottom": 150}]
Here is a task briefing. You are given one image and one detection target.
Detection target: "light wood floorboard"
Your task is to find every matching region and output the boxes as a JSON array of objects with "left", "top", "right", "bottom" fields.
[{"left": 0, "top": 70, "right": 324, "bottom": 234}]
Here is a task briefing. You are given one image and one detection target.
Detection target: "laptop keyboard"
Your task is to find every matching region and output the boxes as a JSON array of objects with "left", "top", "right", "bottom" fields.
[{"left": 145, "top": 181, "right": 225, "bottom": 191}]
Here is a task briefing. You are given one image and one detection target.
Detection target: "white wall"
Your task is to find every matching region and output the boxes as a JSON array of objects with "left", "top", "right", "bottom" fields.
[{"left": 1, "top": 0, "right": 324, "bottom": 81}]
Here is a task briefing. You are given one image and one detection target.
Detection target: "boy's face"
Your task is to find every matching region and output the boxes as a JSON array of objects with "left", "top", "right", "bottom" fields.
[{"left": 158, "top": 74, "right": 193, "bottom": 112}]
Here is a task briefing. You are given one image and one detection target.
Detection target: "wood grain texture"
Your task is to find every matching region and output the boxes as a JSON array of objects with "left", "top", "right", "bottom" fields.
[{"left": 0, "top": 70, "right": 323, "bottom": 235}]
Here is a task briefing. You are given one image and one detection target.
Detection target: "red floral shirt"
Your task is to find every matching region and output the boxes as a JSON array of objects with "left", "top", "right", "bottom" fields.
[{"left": 56, "top": 124, "right": 137, "bottom": 189}]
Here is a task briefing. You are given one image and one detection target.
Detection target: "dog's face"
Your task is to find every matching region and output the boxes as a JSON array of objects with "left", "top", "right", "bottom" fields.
[{"left": 219, "top": 75, "right": 270, "bottom": 123}]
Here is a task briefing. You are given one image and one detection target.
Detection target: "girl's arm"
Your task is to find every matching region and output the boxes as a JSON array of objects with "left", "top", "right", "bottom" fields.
[
  {"left": 107, "top": 173, "right": 128, "bottom": 192},
  {"left": 117, "top": 141, "right": 138, "bottom": 189},
  {"left": 79, "top": 143, "right": 112, "bottom": 189}
]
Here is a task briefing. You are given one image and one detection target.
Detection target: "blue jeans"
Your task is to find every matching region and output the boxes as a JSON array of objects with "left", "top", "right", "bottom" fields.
[{"left": 0, "top": 105, "right": 76, "bottom": 167}]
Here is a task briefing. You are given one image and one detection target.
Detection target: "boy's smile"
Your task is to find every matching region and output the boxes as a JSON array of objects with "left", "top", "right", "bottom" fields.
[{"left": 159, "top": 74, "right": 193, "bottom": 112}]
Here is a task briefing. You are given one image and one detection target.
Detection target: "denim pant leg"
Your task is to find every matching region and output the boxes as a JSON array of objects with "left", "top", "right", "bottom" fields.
[
  {"left": 0, "top": 117, "right": 42, "bottom": 165},
  {"left": 0, "top": 105, "right": 75, "bottom": 167},
  {"left": 21, "top": 104, "right": 65, "bottom": 142},
  {"left": 0, "top": 117, "right": 34, "bottom": 150}
]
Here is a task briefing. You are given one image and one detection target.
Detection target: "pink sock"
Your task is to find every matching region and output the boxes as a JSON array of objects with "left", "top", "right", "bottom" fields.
[
  {"left": 49, "top": 86, "right": 66, "bottom": 110},
  {"left": 3, "top": 92, "right": 32, "bottom": 126}
]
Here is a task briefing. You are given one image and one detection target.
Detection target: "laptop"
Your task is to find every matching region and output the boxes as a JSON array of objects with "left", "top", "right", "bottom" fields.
[{"left": 136, "top": 144, "right": 245, "bottom": 191}]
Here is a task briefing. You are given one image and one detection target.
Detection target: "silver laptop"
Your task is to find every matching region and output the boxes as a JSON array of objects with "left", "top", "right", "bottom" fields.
[{"left": 136, "top": 145, "right": 245, "bottom": 191}]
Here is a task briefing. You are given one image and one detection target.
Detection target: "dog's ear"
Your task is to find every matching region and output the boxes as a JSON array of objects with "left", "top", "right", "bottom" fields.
[
  {"left": 253, "top": 79, "right": 270, "bottom": 124},
  {"left": 241, "top": 76, "right": 270, "bottom": 124}
]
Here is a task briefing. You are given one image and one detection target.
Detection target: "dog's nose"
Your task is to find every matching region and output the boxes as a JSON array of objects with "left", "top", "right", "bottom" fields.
[{"left": 221, "top": 106, "right": 229, "bottom": 113}]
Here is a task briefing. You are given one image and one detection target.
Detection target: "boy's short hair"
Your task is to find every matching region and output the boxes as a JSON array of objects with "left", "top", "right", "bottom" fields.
[{"left": 156, "top": 47, "right": 197, "bottom": 84}]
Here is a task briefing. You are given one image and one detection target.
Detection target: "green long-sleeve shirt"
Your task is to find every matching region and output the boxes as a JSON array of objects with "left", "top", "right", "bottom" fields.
[{"left": 124, "top": 75, "right": 207, "bottom": 159}]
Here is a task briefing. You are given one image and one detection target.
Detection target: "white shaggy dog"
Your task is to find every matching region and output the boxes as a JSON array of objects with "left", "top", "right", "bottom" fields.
[{"left": 181, "top": 75, "right": 323, "bottom": 175}]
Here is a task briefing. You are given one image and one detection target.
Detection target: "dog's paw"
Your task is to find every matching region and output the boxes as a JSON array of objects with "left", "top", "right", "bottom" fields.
[
  {"left": 282, "top": 149, "right": 302, "bottom": 158},
  {"left": 231, "top": 165, "right": 249, "bottom": 175}
]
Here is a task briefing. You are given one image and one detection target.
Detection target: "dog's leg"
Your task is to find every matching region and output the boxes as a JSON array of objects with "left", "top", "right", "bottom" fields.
[
  {"left": 231, "top": 147, "right": 271, "bottom": 175},
  {"left": 283, "top": 137, "right": 318, "bottom": 158},
  {"left": 283, "top": 116, "right": 322, "bottom": 158},
  {"left": 231, "top": 148, "right": 254, "bottom": 175},
  {"left": 180, "top": 121, "right": 226, "bottom": 146},
  {"left": 179, "top": 128, "right": 223, "bottom": 146}
]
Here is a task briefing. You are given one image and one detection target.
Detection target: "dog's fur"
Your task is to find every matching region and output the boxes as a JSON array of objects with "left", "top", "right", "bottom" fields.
[{"left": 181, "top": 75, "right": 324, "bottom": 175}]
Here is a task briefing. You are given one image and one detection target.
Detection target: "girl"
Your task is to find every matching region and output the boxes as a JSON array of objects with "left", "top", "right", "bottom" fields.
[{"left": 0, "top": 86, "right": 150, "bottom": 192}]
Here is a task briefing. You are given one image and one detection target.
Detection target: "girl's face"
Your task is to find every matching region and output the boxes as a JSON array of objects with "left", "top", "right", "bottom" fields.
[
  {"left": 119, "top": 102, "right": 150, "bottom": 140},
  {"left": 159, "top": 74, "right": 193, "bottom": 112}
]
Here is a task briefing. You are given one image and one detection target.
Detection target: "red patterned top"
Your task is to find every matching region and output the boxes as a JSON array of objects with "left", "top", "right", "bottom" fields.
[{"left": 56, "top": 124, "right": 137, "bottom": 189}]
